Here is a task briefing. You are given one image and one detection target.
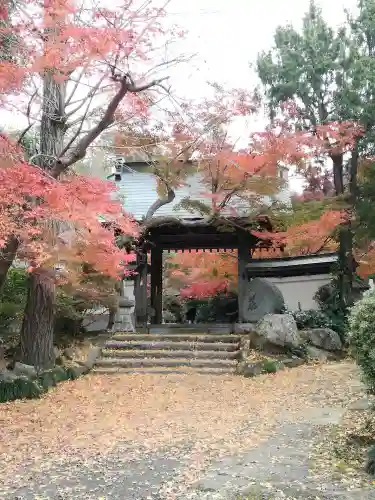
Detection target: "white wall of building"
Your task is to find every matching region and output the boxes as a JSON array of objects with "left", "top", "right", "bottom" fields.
[{"left": 266, "top": 274, "right": 331, "bottom": 311}]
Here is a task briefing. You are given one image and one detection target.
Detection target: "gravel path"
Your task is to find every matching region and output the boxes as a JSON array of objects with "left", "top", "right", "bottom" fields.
[{"left": 0, "top": 362, "right": 373, "bottom": 499}]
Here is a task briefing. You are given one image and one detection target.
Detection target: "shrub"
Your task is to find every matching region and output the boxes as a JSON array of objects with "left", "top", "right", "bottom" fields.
[
  {"left": 366, "top": 445, "right": 375, "bottom": 476},
  {"left": 54, "top": 291, "right": 87, "bottom": 337},
  {"left": 348, "top": 290, "right": 375, "bottom": 393},
  {"left": 290, "top": 309, "right": 334, "bottom": 330},
  {"left": 0, "top": 377, "right": 43, "bottom": 402},
  {"left": 262, "top": 359, "right": 278, "bottom": 374},
  {"left": 0, "top": 268, "right": 27, "bottom": 336},
  {"left": 163, "top": 295, "right": 183, "bottom": 323},
  {"left": 0, "top": 366, "right": 79, "bottom": 403},
  {"left": 314, "top": 280, "right": 348, "bottom": 340},
  {"left": 186, "top": 293, "right": 238, "bottom": 323}
]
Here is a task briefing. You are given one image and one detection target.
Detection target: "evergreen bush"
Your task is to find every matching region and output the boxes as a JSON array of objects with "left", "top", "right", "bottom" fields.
[
  {"left": 348, "top": 290, "right": 375, "bottom": 393},
  {"left": 0, "top": 366, "right": 76, "bottom": 403}
]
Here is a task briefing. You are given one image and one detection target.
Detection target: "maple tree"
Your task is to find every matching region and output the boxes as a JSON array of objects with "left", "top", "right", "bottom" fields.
[
  {"left": 162, "top": 108, "right": 361, "bottom": 301},
  {"left": 166, "top": 250, "right": 238, "bottom": 299},
  {"left": 0, "top": 0, "right": 185, "bottom": 368},
  {"left": 0, "top": 133, "right": 138, "bottom": 365}
]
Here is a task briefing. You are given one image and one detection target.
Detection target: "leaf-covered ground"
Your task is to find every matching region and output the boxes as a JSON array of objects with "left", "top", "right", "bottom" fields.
[{"left": 0, "top": 362, "right": 372, "bottom": 499}]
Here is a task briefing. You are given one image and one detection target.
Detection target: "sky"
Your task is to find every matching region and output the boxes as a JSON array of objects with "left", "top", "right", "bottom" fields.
[{"left": 167, "top": 0, "right": 357, "bottom": 96}]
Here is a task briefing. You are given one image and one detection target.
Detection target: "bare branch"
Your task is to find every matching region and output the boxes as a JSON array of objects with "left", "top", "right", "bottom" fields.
[
  {"left": 65, "top": 74, "right": 107, "bottom": 118},
  {"left": 17, "top": 123, "right": 34, "bottom": 145},
  {"left": 53, "top": 75, "right": 168, "bottom": 178},
  {"left": 145, "top": 181, "right": 175, "bottom": 220},
  {"left": 58, "top": 89, "right": 99, "bottom": 160},
  {"left": 65, "top": 64, "right": 90, "bottom": 107}
]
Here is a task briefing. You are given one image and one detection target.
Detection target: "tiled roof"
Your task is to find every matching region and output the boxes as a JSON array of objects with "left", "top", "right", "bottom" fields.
[{"left": 111, "top": 169, "right": 292, "bottom": 221}]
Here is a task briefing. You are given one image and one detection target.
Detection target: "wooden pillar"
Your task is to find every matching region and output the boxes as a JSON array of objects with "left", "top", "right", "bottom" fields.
[
  {"left": 150, "top": 247, "right": 163, "bottom": 324},
  {"left": 134, "top": 250, "right": 148, "bottom": 329},
  {"left": 237, "top": 237, "right": 252, "bottom": 323}
]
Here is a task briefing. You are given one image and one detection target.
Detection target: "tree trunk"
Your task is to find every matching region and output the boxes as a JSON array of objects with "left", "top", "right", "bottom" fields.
[
  {"left": 338, "top": 225, "right": 354, "bottom": 308},
  {"left": 339, "top": 144, "right": 360, "bottom": 308},
  {"left": 331, "top": 153, "right": 344, "bottom": 195},
  {"left": 330, "top": 151, "right": 355, "bottom": 306},
  {"left": 19, "top": 66, "right": 66, "bottom": 368},
  {"left": 20, "top": 270, "right": 55, "bottom": 369},
  {"left": 0, "top": 236, "right": 19, "bottom": 291}
]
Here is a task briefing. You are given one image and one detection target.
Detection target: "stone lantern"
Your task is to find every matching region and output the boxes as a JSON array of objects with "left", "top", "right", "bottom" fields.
[{"left": 113, "top": 296, "right": 135, "bottom": 332}]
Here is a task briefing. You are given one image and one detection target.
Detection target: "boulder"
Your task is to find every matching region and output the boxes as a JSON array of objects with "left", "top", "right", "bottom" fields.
[
  {"left": 0, "top": 369, "right": 19, "bottom": 382},
  {"left": 236, "top": 323, "right": 256, "bottom": 334},
  {"left": 240, "top": 362, "right": 264, "bottom": 378},
  {"left": 13, "top": 362, "right": 37, "bottom": 378},
  {"left": 63, "top": 347, "right": 75, "bottom": 360},
  {"left": 306, "top": 345, "right": 329, "bottom": 362},
  {"left": 83, "top": 346, "right": 101, "bottom": 370},
  {"left": 239, "top": 338, "right": 251, "bottom": 360},
  {"left": 255, "top": 314, "right": 301, "bottom": 349},
  {"left": 65, "top": 364, "right": 87, "bottom": 379},
  {"left": 281, "top": 357, "right": 306, "bottom": 369},
  {"left": 306, "top": 345, "right": 342, "bottom": 362},
  {"left": 242, "top": 278, "right": 285, "bottom": 322},
  {"left": 300, "top": 328, "right": 343, "bottom": 352}
]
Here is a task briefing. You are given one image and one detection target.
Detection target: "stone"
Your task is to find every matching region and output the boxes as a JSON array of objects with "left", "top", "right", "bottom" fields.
[
  {"left": 63, "top": 347, "right": 75, "bottom": 360},
  {"left": 306, "top": 345, "right": 329, "bottom": 362},
  {"left": 118, "top": 297, "right": 134, "bottom": 308},
  {"left": 13, "top": 362, "right": 37, "bottom": 378},
  {"left": 300, "top": 328, "right": 343, "bottom": 352},
  {"left": 236, "top": 323, "right": 256, "bottom": 334},
  {"left": 281, "top": 357, "right": 306, "bottom": 369},
  {"left": 113, "top": 298, "right": 135, "bottom": 332},
  {"left": 66, "top": 364, "right": 87, "bottom": 378},
  {"left": 242, "top": 362, "right": 264, "bottom": 378},
  {"left": 348, "top": 397, "right": 373, "bottom": 411},
  {"left": 239, "top": 338, "right": 251, "bottom": 360},
  {"left": 0, "top": 369, "right": 19, "bottom": 381},
  {"left": 255, "top": 314, "right": 301, "bottom": 349},
  {"left": 242, "top": 278, "right": 285, "bottom": 322},
  {"left": 83, "top": 346, "right": 101, "bottom": 370}
]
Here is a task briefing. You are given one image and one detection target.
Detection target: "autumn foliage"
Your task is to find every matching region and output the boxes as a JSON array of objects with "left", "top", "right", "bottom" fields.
[
  {"left": 167, "top": 250, "right": 238, "bottom": 299},
  {"left": 0, "top": 134, "right": 137, "bottom": 280},
  {"left": 165, "top": 110, "right": 364, "bottom": 299},
  {"left": 0, "top": 0, "right": 183, "bottom": 284}
]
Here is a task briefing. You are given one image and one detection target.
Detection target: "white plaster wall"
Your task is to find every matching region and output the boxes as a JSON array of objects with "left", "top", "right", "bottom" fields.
[{"left": 266, "top": 274, "right": 331, "bottom": 311}]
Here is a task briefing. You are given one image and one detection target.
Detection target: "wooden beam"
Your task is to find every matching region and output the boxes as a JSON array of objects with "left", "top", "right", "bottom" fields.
[
  {"left": 148, "top": 234, "right": 242, "bottom": 250},
  {"left": 134, "top": 251, "right": 148, "bottom": 328},
  {"left": 237, "top": 237, "right": 253, "bottom": 323},
  {"left": 150, "top": 247, "right": 163, "bottom": 325}
]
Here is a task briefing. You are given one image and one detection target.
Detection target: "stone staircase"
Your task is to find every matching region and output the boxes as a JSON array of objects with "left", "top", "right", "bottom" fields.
[{"left": 93, "top": 325, "right": 241, "bottom": 374}]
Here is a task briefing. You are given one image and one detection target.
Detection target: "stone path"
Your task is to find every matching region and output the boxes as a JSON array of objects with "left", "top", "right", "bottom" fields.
[
  {"left": 1, "top": 362, "right": 374, "bottom": 499},
  {"left": 7, "top": 410, "right": 374, "bottom": 500}
]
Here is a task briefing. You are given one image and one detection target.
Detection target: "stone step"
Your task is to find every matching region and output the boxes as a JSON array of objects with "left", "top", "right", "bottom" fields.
[
  {"left": 148, "top": 324, "right": 233, "bottom": 334},
  {"left": 92, "top": 366, "right": 237, "bottom": 375},
  {"left": 101, "top": 349, "right": 241, "bottom": 360},
  {"left": 105, "top": 340, "right": 240, "bottom": 352},
  {"left": 112, "top": 333, "right": 240, "bottom": 343},
  {"left": 95, "top": 357, "right": 238, "bottom": 369}
]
